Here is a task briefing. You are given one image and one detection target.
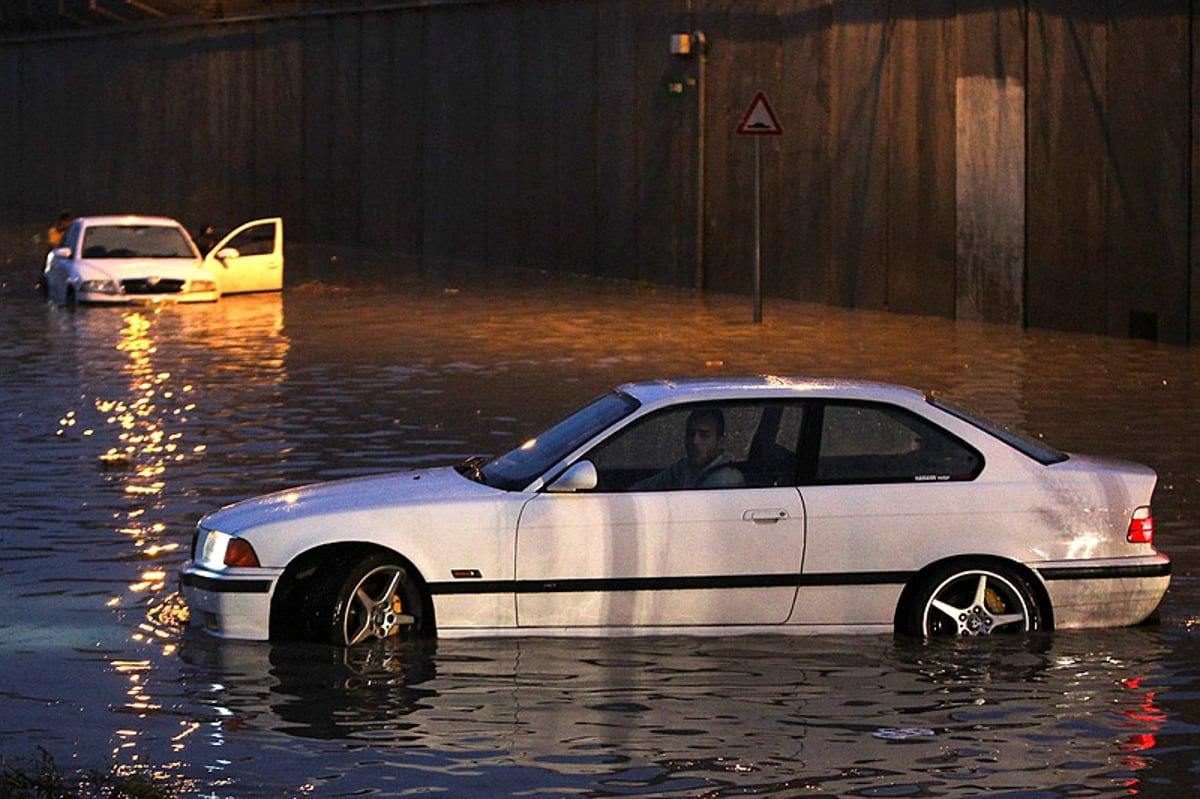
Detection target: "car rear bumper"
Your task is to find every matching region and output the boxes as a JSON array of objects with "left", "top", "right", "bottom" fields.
[
  {"left": 1034, "top": 553, "right": 1171, "bottom": 629},
  {"left": 181, "top": 563, "right": 279, "bottom": 640}
]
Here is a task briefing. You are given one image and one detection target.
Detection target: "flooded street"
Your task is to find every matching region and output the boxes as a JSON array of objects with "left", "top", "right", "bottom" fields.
[{"left": 1, "top": 268, "right": 1199, "bottom": 797}]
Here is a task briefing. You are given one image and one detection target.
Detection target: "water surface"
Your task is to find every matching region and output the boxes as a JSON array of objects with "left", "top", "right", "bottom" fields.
[{"left": 1, "top": 271, "right": 1198, "bottom": 796}]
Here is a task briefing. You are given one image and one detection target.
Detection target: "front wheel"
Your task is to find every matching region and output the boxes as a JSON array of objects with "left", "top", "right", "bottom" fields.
[
  {"left": 304, "top": 552, "right": 427, "bottom": 646},
  {"left": 901, "top": 562, "right": 1043, "bottom": 637}
]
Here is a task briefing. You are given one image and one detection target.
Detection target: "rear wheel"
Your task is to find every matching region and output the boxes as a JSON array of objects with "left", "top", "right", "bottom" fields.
[
  {"left": 304, "top": 552, "right": 426, "bottom": 646},
  {"left": 902, "top": 561, "right": 1043, "bottom": 637}
]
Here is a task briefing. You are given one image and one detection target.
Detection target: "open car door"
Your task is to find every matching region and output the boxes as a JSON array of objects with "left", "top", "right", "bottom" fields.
[{"left": 205, "top": 217, "right": 284, "bottom": 295}]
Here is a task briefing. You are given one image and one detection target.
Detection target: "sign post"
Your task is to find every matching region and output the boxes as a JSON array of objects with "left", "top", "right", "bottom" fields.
[{"left": 736, "top": 92, "right": 782, "bottom": 323}]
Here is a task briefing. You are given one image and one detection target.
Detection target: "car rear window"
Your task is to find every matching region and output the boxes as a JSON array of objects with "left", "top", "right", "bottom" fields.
[{"left": 930, "top": 398, "right": 1068, "bottom": 465}]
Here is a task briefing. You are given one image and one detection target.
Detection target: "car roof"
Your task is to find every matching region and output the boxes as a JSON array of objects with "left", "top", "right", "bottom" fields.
[
  {"left": 76, "top": 215, "right": 186, "bottom": 228},
  {"left": 617, "top": 376, "right": 930, "bottom": 407}
]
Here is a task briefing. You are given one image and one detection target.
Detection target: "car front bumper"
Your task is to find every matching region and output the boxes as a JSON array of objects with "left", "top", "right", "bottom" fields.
[
  {"left": 181, "top": 562, "right": 281, "bottom": 640},
  {"left": 78, "top": 289, "right": 219, "bottom": 304}
]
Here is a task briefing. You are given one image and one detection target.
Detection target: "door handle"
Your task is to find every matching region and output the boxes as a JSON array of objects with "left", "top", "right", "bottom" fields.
[{"left": 743, "top": 509, "right": 789, "bottom": 523}]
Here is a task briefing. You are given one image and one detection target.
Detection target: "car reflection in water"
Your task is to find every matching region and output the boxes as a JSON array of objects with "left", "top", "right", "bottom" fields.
[{"left": 174, "top": 629, "right": 1172, "bottom": 796}]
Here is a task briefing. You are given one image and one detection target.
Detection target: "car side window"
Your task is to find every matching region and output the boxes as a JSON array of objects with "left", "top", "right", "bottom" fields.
[
  {"left": 583, "top": 402, "right": 801, "bottom": 492},
  {"left": 814, "top": 402, "right": 981, "bottom": 483},
  {"left": 226, "top": 223, "right": 276, "bottom": 256}
]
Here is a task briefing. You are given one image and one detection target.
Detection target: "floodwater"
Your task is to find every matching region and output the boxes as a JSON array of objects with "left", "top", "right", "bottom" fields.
[{"left": 1, "top": 264, "right": 1199, "bottom": 797}]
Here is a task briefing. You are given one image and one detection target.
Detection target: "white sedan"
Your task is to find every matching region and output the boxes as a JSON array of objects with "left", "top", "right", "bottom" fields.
[
  {"left": 43, "top": 215, "right": 283, "bottom": 305},
  {"left": 181, "top": 377, "right": 1170, "bottom": 644}
]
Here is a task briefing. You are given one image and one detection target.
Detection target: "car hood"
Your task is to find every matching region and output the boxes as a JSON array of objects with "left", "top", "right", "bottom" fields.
[
  {"left": 201, "top": 466, "right": 495, "bottom": 535},
  {"left": 76, "top": 257, "right": 205, "bottom": 279}
]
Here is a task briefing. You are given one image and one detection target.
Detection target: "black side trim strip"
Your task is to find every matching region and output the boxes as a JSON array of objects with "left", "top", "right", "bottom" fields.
[
  {"left": 1037, "top": 562, "right": 1172, "bottom": 581},
  {"left": 429, "top": 571, "right": 916, "bottom": 596},
  {"left": 182, "top": 561, "right": 1171, "bottom": 599},
  {"left": 182, "top": 572, "right": 272, "bottom": 594}
]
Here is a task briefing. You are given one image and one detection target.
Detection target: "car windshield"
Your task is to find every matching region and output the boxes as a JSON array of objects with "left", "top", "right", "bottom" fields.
[
  {"left": 80, "top": 225, "right": 196, "bottom": 259},
  {"left": 465, "top": 390, "right": 640, "bottom": 491},
  {"left": 930, "top": 398, "right": 1068, "bottom": 465}
]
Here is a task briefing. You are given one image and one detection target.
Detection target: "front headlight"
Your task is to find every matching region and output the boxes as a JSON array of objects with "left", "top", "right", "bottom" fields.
[
  {"left": 197, "top": 527, "right": 261, "bottom": 569},
  {"left": 79, "top": 278, "right": 119, "bottom": 294},
  {"left": 198, "top": 528, "right": 233, "bottom": 569},
  {"left": 188, "top": 279, "right": 217, "bottom": 293}
]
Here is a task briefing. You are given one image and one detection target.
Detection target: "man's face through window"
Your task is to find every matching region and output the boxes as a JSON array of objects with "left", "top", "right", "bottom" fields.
[{"left": 685, "top": 413, "right": 722, "bottom": 468}]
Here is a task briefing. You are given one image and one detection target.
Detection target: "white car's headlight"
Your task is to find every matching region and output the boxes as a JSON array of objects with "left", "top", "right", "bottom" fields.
[
  {"left": 198, "top": 528, "right": 233, "bottom": 569},
  {"left": 188, "top": 279, "right": 217, "bottom": 293},
  {"left": 197, "top": 527, "right": 261, "bottom": 569},
  {"left": 79, "top": 278, "right": 119, "bottom": 294}
]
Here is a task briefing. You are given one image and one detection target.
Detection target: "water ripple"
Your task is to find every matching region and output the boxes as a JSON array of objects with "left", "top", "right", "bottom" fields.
[{"left": 1, "top": 276, "right": 1198, "bottom": 796}]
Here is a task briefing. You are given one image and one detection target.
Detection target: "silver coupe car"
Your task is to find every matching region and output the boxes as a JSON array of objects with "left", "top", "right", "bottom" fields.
[{"left": 182, "top": 377, "right": 1170, "bottom": 645}]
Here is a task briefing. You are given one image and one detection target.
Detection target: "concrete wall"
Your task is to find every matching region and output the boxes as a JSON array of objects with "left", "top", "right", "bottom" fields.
[
  {"left": 1026, "top": 0, "right": 1192, "bottom": 343},
  {"left": 0, "top": 1, "right": 1195, "bottom": 342}
]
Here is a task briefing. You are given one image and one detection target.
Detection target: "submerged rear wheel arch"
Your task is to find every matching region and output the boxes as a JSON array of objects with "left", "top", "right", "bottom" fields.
[
  {"left": 894, "top": 556, "right": 1053, "bottom": 637},
  {"left": 269, "top": 542, "right": 436, "bottom": 642}
]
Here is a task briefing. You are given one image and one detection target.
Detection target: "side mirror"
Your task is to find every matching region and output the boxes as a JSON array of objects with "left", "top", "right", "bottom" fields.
[
  {"left": 52, "top": 247, "right": 71, "bottom": 258},
  {"left": 215, "top": 247, "right": 240, "bottom": 262},
  {"left": 546, "top": 461, "right": 598, "bottom": 493}
]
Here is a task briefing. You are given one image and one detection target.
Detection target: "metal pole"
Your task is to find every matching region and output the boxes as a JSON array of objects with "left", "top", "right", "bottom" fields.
[
  {"left": 753, "top": 136, "right": 762, "bottom": 323},
  {"left": 694, "top": 31, "right": 707, "bottom": 291}
]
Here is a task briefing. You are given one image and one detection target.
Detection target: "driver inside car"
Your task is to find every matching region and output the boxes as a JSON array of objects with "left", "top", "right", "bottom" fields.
[{"left": 632, "top": 407, "right": 745, "bottom": 491}]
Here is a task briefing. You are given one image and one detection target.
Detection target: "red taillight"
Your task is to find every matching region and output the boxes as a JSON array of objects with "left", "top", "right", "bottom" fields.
[
  {"left": 224, "top": 538, "right": 261, "bottom": 567},
  {"left": 1127, "top": 507, "right": 1154, "bottom": 544}
]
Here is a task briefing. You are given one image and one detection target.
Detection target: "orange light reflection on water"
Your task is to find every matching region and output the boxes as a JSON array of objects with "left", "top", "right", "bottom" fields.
[
  {"left": 63, "top": 298, "right": 289, "bottom": 783},
  {"left": 66, "top": 310, "right": 207, "bottom": 675}
]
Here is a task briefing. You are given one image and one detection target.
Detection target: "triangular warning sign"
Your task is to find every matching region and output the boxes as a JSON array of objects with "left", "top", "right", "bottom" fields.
[{"left": 737, "top": 92, "right": 783, "bottom": 136}]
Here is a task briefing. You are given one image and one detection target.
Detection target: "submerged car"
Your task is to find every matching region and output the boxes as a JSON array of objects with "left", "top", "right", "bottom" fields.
[
  {"left": 182, "top": 377, "right": 1170, "bottom": 645},
  {"left": 43, "top": 215, "right": 283, "bottom": 305}
]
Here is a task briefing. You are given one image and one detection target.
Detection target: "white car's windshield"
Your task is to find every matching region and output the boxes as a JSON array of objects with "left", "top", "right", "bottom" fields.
[
  {"left": 466, "top": 391, "right": 640, "bottom": 491},
  {"left": 81, "top": 225, "right": 196, "bottom": 259}
]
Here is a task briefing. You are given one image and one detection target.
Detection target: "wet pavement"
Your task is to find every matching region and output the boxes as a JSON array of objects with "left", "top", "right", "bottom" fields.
[{"left": 1, "top": 265, "right": 1198, "bottom": 796}]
